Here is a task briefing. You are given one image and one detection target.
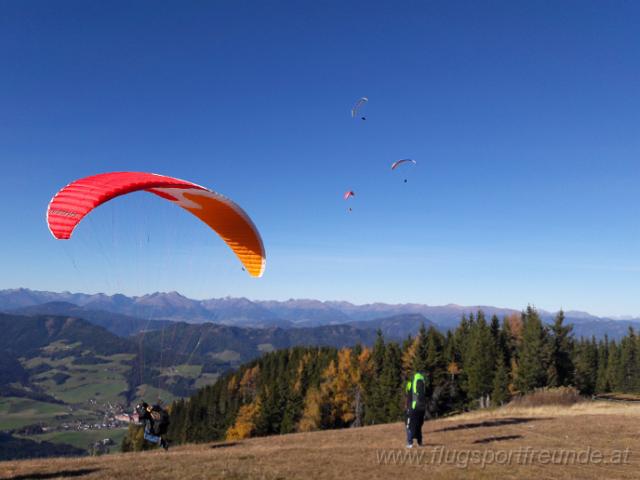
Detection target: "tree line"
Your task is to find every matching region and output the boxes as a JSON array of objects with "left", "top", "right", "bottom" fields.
[{"left": 122, "top": 306, "right": 640, "bottom": 450}]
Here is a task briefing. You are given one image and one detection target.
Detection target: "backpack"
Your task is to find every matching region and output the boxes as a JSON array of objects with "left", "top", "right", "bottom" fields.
[
  {"left": 150, "top": 406, "right": 170, "bottom": 435},
  {"left": 411, "top": 372, "right": 427, "bottom": 411}
]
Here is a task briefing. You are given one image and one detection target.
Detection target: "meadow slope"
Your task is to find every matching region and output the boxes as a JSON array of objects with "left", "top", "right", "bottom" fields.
[{"left": 1, "top": 401, "right": 639, "bottom": 480}]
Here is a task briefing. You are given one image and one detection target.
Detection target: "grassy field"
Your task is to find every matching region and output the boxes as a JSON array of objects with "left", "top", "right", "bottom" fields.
[
  {"left": 161, "top": 364, "right": 202, "bottom": 378},
  {"left": 209, "top": 350, "right": 242, "bottom": 362},
  {"left": 2, "top": 401, "right": 640, "bottom": 479},
  {"left": 194, "top": 373, "right": 220, "bottom": 389},
  {"left": 0, "top": 398, "right": 70, "bottom": 431},
  {"left": 257, "top": 343, "right": 275, "bottom": 353},
  {"left": 23, "top": 353, "right": 133, "bottom": 406},
  {"left": 134, "top": 384, "right": 177, "bottom": 405},
  {"left": 139, "top": 364, "right": 220, "bottom": 400},
  {"left": 23, "top": 429, "right": 128, "bottom": 451}
]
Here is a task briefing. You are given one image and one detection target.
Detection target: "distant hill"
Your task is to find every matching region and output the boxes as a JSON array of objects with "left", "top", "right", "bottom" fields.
[
  {"left": 138, "top": 321, "right": 387, "bottom": 371},
  {"left": 348, "top": 313, "right": 438, "bottom": 339},
  {"left": 0, "top": 351, "right": 29, "bottom": 386},
  {"left": 326, "top": 301, "right": 519, "bottom": 329},
  {"left": 256, "top": 299, "right": 351, "bottom": 326},
  {"left": 12, "top": 302, "right": 174, "bottom": 337},
  {"left": 570, "top": 319, "right": 640, "bottom": 340},
  {"left": 0, "top": 289, "right": 97, "bottom": 310},
  {"left": 200, "top": 297, "right": 289, "bottom": 327},
  {"left": 0, "top": 313, "right": 135, "bottom": 358}
]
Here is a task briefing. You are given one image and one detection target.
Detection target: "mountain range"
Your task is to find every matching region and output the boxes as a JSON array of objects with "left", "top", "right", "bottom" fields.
[{"left": 1, "top": 288, "right": 639, "bottom": 339}]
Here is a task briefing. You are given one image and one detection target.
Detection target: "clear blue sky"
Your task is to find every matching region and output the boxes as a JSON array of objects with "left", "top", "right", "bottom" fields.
[{"left": 1, "top": 1, "right": 638, "bottom": 316}]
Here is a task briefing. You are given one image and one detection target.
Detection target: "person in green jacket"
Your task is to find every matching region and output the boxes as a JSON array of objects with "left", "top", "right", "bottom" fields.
[{"left": 405, "top": 372, "right": 427, "bottom": 448}]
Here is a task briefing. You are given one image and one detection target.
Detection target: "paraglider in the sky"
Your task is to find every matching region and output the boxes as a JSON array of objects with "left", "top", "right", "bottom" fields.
[
  {"left": 343, "top": 190, "right": 355, "bottom": 212},
  {"left": 391, "top": 159, "right": 417, "bottom": 170},
  {"left": 391, "top": 159, "right": 417, "bottom": 183},
  {"left": 46, "top": 172, "right": 266, "bottom": 277},
  {"left": 351, "top": 97, "right": 368, "bottom": 120}
]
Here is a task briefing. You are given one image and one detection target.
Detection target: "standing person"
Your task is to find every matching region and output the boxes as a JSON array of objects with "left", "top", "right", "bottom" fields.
[{"left": 405, "top": 372, "right": 427, "bottom": 448}]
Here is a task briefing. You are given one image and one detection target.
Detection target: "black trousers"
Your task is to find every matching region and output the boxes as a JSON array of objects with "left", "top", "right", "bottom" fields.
[{"left": 406, "top": 409, "right": 425, "bottom": 445}]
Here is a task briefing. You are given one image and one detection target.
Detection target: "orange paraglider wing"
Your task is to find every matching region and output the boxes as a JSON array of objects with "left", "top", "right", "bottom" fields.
[{"left": 47, "top": 172, "right": 266, "bottom": 277}]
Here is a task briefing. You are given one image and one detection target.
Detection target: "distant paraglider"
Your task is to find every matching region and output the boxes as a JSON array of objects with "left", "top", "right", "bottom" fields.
[
  {"left": 46, "top": 172, "right": 266, "bottom": 277},
  {"left": 391, "top": 159, "right": 417, "bottom": 183},
  {"left": 351, "top": 97, "right": 368, "bottom": 121},
  {"left": 344, "top": 190, "right": 355, "bottom": 212},
  {"left": 391, "top": 159, "right": 417, "bottom": 170}
]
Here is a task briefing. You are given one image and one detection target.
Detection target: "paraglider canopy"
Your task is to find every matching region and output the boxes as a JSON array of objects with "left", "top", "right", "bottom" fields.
[
  {"left": 343, "top": 190, "right": 355, "bottom": 212},
  {"left": 46, "top": 171, "right": 266, "bottom": 277},
  {"left": 351, "top": 97, "right": 368, "bottom": 120},
  {"left": 390, "top": 159, "right": 417, "bottom": 170}
]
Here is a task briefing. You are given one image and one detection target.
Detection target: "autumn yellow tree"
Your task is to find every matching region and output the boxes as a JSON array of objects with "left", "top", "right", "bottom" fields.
[
  {"left": 226, "top": 398, "right": 261, "bottom": 440},
  {"left": 239, "top": 365, "right": 260, "bottom": 402},
  {"left": 293, "top": 352, "right": 312, "bottom": 393},
  {"left": 297, "top": 387, "right": 322, "bottom": 432},
  {"left": 402, "top": 336, "right": 419, "bottom": 378}
]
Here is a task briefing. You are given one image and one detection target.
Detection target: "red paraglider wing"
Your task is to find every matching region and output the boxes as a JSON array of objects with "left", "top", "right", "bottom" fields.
[
  {"left": 343, "top": 190, "right": 355, "bottom": 200},
  {"left": 47, "top": 172, "right": 266, "bottom": 277},
  {"left": 47, "top": 172, "right": 199, "bottom": 239}
]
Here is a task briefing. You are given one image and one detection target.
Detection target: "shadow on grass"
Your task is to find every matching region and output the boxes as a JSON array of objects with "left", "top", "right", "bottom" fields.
[
  {"left": 6, "top": 468, "right": 101, "bottom": 479},
  {"left": 210, "top": 441, "right": 241, "bottom": 450},
  {"left": 434, "top": 417, "right": 551, "bottom": 432},
  {"left": 473, "top": 435, "right": 524, "bottom": 444}
]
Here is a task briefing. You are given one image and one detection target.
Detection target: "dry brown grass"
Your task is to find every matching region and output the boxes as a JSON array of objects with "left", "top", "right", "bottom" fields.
[
  {"left": 508, "top": 386, "right": 584, "bottom": 408},
  {"left": 444, "top": 398, "right": 640, "bottom": 423},
  {"left": 2, "top": 400, "right": 640, "bottom": 480},
  {"left": 595, "top": 392, "right": 640, "bottom": 402}
]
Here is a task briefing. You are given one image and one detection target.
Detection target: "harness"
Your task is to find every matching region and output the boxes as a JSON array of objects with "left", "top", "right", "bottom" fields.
[{"left": 406, "top": 372, "right": 426, "bottom": 410}]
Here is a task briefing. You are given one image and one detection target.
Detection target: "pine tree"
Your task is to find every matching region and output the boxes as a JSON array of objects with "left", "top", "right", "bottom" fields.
[
  {"left": 574, "top": 338, "right": 598, "bottom": 395},
  {"left": 515, "top": 307, "right": 547, "bottom": 393},
  {"left": 595, "top": 336, "right": 610, "bottom": 393},
  {"left": 364, "top": 331, "right": 386, "bottom": 424},
  {"left": 465, "top": 313, "right": 495, "bottom": 407},
  {"left": 619, "top": 328, "right": 640, "bottom": 392},
  {"left": 413, "top": 324, "right": 429, "bottom": 372},
  {"left": 492, "top": 352, "right": 510, "bottom": 405},
  {"left": 490, "top": 315, "right": 501, "bottom": 346},
  {"left": 606, "top": 340, "right": 622, "bottom": 391},
  {"left": 379, "top": 343, "right": 403, "bottom": 421},
  {"left": 545, "top": 310, "right": 574, "bottom": 387},
  {"left": 422, "top": 326, "right": 447, "bottom": 416}
]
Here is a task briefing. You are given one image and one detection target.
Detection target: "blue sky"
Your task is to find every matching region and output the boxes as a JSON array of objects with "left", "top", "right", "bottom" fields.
[{"left": 1, "top": 1, "right": 638, "bottom": 316}]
